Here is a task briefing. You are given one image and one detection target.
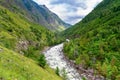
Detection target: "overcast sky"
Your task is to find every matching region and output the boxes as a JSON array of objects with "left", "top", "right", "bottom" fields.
[{"left": 33, "top": 0, "right": 103, "bottom": 25}]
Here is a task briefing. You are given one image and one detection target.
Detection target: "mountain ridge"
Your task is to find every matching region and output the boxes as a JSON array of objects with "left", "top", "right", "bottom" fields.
[{"left": 0, "top": 0, "right": 71, "bottom": 32}]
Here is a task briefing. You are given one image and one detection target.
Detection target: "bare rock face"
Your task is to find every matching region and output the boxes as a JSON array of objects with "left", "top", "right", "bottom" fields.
[
  {"left": 18, "top": 41, "right": 29, "bottom": 50},
  {"left": 16, "top": 40, "right": 29, "bottom": 53}
]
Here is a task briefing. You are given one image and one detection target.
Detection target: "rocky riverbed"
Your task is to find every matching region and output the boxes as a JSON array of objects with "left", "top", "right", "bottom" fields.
[
  {"left": 43, "top": 43, "right": 82, "bottom": 80},
  {"left": 43, "top": 43, "right": 104, "bottom": 80}
]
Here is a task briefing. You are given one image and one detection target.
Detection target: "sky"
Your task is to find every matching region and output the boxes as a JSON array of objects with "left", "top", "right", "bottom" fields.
[{"left": 33, "top": 0, "right": 103, "bottom": 25}]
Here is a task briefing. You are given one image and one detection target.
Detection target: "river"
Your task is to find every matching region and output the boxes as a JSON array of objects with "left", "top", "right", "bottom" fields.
[{"left": 43, "top": 43, "right": 82, "bottom": 80}]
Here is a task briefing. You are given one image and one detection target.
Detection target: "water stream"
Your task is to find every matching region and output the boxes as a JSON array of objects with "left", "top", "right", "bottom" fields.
[{"left": 43, "top": 43, "right": 82, "bottom": 80}]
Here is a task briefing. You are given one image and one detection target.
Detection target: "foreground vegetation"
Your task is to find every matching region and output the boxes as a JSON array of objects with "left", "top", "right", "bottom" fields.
[
  {"left": 0, "top": 46, "right": 62, "bottom": 80},
  {"left": 63, "top": 0, "right": 120, "bottom": 79}
]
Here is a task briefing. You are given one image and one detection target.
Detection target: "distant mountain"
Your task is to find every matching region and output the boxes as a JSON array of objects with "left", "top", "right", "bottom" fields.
[
  {"left": 63, "top": 0, "right": 120, "bottom": 79},
  {"left": 0, "top": 0, "right": 71, "bottom": 32}
]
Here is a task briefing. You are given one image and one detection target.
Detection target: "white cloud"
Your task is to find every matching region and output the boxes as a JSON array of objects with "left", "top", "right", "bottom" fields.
[{"left": 33, "top": 0, "right": 103, "bottom": 25}]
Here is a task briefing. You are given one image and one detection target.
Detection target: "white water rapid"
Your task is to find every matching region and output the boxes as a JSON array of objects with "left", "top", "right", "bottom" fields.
[{"left": 43, "top": 43, "right": 82, "bottom": 80}]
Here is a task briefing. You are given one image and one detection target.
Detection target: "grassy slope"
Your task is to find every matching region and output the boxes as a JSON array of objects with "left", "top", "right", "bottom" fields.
[
  {"left": 0, "top": 5, "right": 62, "bottom": 80},
  {"left": 0, "top": 5, "right": 58, "bottom": 60},
  {"left": 63, "top": 0, "right": 120, "bottom": 79},
  {"left": 0, "top": 46, "right": 62, "bottom": 80}
]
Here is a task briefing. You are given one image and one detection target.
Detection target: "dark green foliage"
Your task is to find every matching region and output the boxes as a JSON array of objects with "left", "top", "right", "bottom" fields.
[
  {"left": 55, "top": 67, "right": 60, "bottom": 76},
  {"left": 38, "top": 54, "right": 46, "bottom": 68},
  {"left": 82, "top": 77, "right": 86, "bottom": 80},
  {"left": 63, "top": 0, "right": 120, "bottom": 79}
]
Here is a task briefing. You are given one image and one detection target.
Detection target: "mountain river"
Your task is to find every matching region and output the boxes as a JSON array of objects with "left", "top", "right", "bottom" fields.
[{"left": 43, "top": 43, "right": 82, "bottom": 80}]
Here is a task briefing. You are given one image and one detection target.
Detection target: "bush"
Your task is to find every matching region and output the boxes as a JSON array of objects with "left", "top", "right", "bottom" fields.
[
  {"left": 61, "top": 68, "right": 68, "bottom": 80},
  {"left": 55, "top": 67, "right": 60, "bottom": 76},
  {"left": 38, "top": 54, "right": 46, "bottom": 68}
]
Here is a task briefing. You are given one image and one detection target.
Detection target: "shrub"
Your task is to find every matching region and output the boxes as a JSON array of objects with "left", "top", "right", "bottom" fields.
[
  {"left": 38, "top": 54, "right": 46, "bottom": 68},
  {"left": 55, "top": 67, "right": 60, "bottom": 76},
  {"left": 61, "top": 68, "right": 68, "bottom": 80}
]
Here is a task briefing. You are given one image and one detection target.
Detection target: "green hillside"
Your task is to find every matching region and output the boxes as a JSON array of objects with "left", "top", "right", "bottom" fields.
[
  {"left": 0, "top": 4, "right": 62, "bottom": 80},
  {"left": 0, "top": 45, "right": 62, "bottom": 80},
  {"left": 0, "top": 5, "right": 59, "bottom": 60},
  {"left": 0, "top": 0, "right": 71, "bottom": 32},
  {"left": 63, "top": 0, "right": 120, "bottom": 79}
]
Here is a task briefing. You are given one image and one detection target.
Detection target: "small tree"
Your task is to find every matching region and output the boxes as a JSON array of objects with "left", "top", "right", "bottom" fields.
[
  {"left": 82, "top": 77, "right": 87, "bottom": 80},
  {"left": 55, "top": 67, "right": 60, "bottom": 76},
  {"left": 38, "top": 54, "right": 46, "bottom": 68}
]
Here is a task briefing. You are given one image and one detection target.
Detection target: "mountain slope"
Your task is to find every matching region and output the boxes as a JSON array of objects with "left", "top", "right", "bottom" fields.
[
  {"left": 0, "top": 1, "right": 63, "bottom": 80},
  {"left": 0, "top": 45, "right": 62, "bottom": 80},
  {"left": 0, "top": 5, "right": 58, "bottom": 59},
  {"left": 63, "top": 0, "right": 120, "bottom": 79},
  {"left": 63, "top": 0, "right": 120, "bottom": 37},
  {"left": 0, "top": 0, "right": 71, "bottom": 32}
]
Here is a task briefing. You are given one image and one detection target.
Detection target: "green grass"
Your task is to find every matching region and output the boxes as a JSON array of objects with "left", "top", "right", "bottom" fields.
[{"left": 0, "top": 46, "right": 62, "bottom": 80}]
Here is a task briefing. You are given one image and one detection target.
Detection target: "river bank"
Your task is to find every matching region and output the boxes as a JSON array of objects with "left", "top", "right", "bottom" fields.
[
  {"left": 43, "top": 43, "right": 82, "bottom": 80},
  {"left": 43, "top": 43, "right": 104, "bottom": 80}
]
